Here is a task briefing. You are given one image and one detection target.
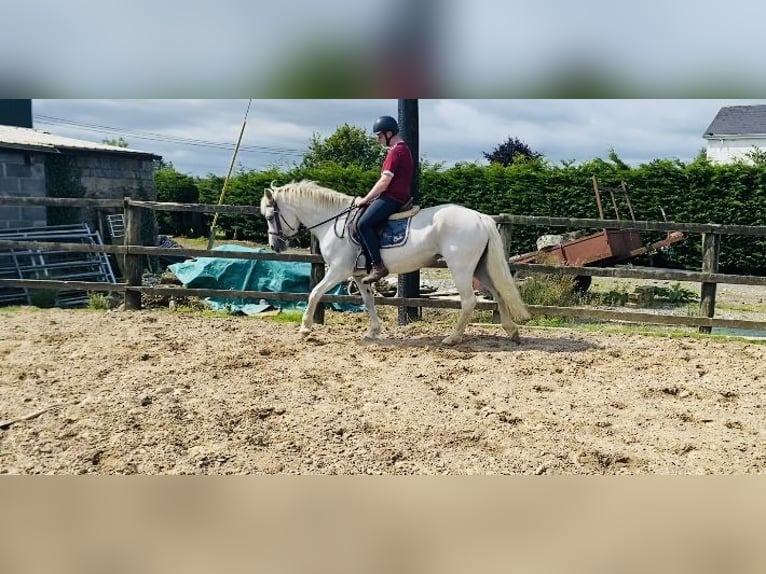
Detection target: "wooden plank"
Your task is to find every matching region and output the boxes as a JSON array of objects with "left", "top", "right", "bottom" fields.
[
  {"left": 0, "top": 240, "right": 320, "bottom": 261},
  {"left": 124, "top": 285, "right": 496, "bottom": 310},
  {"left": 6, "top": 238, "right": 766, "bottom": 289},
  {"left": 510, "top": 262, "right": 766, "bottom": 287},
  {"left": 0, "top": 196, "right": 255, "bottom": 214},
  {"left": 0, "top": 197, "right": 123, "bottom": 208},
  {"left": 126, "top": 199, "right": 261, "bottom": 215},
  {"left": 5, "top": 195, "right": 766, "bottom": 237},
  {"left": 0, "top": 278, "right": 126, "bottom": 291},
  {"left": 4, "top": 279, "right": 766, "bottom": 332},
  {"left": 495, "top": 213, "right": 766, "bottom": 237},
  {"left": 0, "top": 239, "right": 324, "bottom": 263},
  {"left": 3, "top": 240, "right": 766, "bottom": 288}
]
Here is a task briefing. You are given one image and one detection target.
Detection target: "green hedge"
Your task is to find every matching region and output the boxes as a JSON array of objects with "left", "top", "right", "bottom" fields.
[{"left": 155, "top": 159, "right": 766, "bottom": 275}]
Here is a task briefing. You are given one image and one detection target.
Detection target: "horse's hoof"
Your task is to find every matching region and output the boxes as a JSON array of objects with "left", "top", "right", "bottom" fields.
[
  {"left": 364, "top": 328, "right": 381, "bottom": 340},
  {"left": 510, "top": 330, "right": 521, "bottom": 345},
  {"left": 298, "top": 326, "right": 311, "bottom": 337},
  {"left": 441, "top": 335, "right": 461, "bottom": 346}
]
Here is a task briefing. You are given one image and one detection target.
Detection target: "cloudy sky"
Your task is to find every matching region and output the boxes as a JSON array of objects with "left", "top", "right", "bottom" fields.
[
  {"left": 31, "top": 99, "right": 766, "bottom": 177},
  {"left": 7, "top": 3, "right": 766, "bottom": 179}
]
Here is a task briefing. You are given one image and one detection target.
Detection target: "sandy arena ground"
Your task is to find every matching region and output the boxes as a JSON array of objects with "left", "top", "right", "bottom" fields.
[{"left": 1, "top": 300, "right": 765, "bottom": 475}]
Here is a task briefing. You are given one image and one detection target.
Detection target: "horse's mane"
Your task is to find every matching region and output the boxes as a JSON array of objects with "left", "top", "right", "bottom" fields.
[{"left": 274, "top": 180, "right": 352, "bottom": 211}]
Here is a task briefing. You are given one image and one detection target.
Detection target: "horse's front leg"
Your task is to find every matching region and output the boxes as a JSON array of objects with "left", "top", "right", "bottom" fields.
[
  {"left": 299, "top": 266, "right": 349, "bottom": 337},
  {"left": 352, "top": 277, "right": 381, "bottom": 339}
]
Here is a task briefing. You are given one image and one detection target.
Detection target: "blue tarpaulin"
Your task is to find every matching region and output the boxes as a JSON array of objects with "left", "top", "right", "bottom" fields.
[{"left": 168, "top": 245, "right": 362, "bottom": 315}]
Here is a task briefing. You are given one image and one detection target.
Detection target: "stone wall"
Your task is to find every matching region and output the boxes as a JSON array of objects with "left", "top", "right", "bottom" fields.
[{"left": 0, "top": 150, "right": 47, "bottom": 229}]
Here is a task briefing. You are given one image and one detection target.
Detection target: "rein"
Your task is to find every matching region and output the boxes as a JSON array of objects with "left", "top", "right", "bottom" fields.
[{"left": 268, "top": 198, "right": 357, "bottom": 241}]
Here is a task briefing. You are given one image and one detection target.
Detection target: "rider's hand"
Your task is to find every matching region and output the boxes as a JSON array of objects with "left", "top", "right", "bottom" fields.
[{"left": 354, "top": 197, "right": 366, "bottom": 207}]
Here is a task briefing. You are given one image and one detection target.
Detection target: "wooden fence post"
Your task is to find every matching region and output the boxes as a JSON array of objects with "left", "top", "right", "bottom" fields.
[
  {"left": 699, "top": 232, "right": 720, "bottom": 334},
  {"left": 310, "top": 236, "right": 325, "bottom": 324},
  {"left": 498, "top": 220, "right": 512, "bottom": 259},
  {"left": 123, "top": 201, "right": 143, "bottom": 310}
]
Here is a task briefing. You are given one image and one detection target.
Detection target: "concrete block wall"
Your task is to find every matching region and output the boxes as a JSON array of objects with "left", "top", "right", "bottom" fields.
[
  {"left": 1, "top": 149, "right": 157, "bottom": 241},
  {"left": 72, "top": 154, "right": 157, "bottom": 201},
  {"left": 67, "top": 153, "right": 158, "bottom": 243},
  {"left": 0, "top": 150, "right": 46, "bottom": 229}
]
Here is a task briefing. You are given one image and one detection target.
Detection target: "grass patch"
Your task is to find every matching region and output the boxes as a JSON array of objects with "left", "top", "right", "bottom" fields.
[
  {"left": 258, "top": 310, "right": 303, "bottom": 324},
  {"left": 716, "top": 302, "right": 766, "bottom": 313},
  {"left": 86, "top": 292, "right": 110, "bottom": 310},
  {"left": 172, "top": 303, "right": 229, "bottom": 317},
  {"left": 561, "top": 320, "right": 766, "bottom": 344},
  {"left": 519, "top": 274, "right": 580, "bottom": 307},
  {"left": 585, "top": 287, "right": 630, "bottom": 306},
  {"left": 653, "top": 283, "right": 699, "bottom": 304},
  {"left": 526, "top": 316, "right": 576, "bottom": 328},
  {"left": 0, "top": 305, "right": 27, "bottom": 314}
]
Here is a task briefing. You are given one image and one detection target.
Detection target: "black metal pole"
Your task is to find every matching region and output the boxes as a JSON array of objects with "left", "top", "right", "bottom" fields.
[{"left": 398, "top": 99, "right": 420, "bottom": 324}]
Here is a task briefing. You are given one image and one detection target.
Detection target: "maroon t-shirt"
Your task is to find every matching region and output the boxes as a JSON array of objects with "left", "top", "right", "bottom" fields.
[{"left": 381, "top": 141, "right": 414, "bottom": 204}]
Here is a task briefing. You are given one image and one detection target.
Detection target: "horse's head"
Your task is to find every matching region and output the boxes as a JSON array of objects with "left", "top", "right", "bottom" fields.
[{"left": 261, "top": 184, "right": 301, "bottom": 252}]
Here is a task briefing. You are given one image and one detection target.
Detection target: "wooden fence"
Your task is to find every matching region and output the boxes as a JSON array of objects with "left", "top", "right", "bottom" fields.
[{"left": 3, "top": 195, "right": 766, "bottom": 334}]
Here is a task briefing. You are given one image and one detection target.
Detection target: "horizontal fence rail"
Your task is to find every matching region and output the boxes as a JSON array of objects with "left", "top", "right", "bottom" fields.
[
  {"left": 0, "top": 239, "right": 324, "bottom": 262},
  {"left": 496, "top": 213, "right": 766, "bottom": 237},
  {"left": 2, "top": 195, "right": 766, "bottom": 334}
]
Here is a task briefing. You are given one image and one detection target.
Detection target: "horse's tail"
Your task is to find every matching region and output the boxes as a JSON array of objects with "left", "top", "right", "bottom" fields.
[{"left": 479, "top": 215, "right": 531, "bottom": 322}]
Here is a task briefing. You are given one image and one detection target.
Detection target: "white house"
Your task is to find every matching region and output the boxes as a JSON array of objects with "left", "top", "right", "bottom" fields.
[{"left": 703, "top": 105, "right": 766, "bottom": 164}]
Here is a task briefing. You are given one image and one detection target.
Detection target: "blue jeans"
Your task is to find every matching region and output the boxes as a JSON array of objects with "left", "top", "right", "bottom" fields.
[{"left": 358, "top": 196, "right": 403, "bottom": 266}]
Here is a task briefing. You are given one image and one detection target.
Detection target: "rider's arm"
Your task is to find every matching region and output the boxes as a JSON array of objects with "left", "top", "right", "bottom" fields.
[{"left": 355, "top": 172, "right": 392, "bottom": 206}]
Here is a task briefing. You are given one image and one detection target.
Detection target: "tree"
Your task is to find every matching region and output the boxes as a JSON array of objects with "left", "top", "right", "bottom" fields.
[
  {"left": 607, "top": 148, "right": 630, "bottom": 170},
  {"left": 154, "top": 166, "right": 203, "bottom": 237},
  {"left": 154, "top": 157, "right": 173, "bottom": 171},
  {"left": 483, "top": 137, "right": 542, "bottom": 167},
  {"left": 301, "top": 123, "right": 385, "bottom": 170},
  {"left": 102, "top": 137, "right": 129, "bottom": 148},
  {"left": 746, "top": 147, "right": 766, "bottom": 166}
]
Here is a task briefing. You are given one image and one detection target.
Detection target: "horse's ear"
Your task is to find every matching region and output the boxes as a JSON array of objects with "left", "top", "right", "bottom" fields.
[{"left": 264, "top": 188, "right": 273, "bottom": 201}]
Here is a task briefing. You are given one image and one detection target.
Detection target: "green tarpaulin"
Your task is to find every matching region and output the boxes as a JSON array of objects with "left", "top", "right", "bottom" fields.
[{"left": 168, "top": 245, "right": 362, "bottom": 315}]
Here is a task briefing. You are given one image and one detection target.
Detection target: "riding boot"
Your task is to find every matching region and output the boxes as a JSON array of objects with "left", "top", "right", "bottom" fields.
[{"left": 362, "top": 263, "right": 389, "bottom": 284}]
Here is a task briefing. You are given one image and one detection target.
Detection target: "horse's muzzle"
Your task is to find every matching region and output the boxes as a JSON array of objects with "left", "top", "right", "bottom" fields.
[{"left": 270, "top": 235, "right": 287, "bottom": 253}]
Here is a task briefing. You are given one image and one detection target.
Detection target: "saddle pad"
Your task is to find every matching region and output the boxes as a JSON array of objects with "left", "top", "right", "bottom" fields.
[{"left": 380, "top": 217, "right": 411, "bottom": 248}]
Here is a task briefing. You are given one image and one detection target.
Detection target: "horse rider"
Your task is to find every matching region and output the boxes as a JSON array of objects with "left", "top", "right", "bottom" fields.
[{"left": 354, "top": 115, "right": 414, "bottom": 284}]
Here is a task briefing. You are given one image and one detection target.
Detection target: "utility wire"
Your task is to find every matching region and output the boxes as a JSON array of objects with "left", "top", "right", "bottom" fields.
[{"left": 34, "top": 114, "right": 305, "bottom": 157}]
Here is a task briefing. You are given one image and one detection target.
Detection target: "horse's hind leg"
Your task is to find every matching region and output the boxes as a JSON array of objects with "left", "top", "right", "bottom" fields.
[
  {"left": 442, "top": 268, "right": 477, "bottom": 346},
  {"left": 352, "top": 277, "right": 381, "bottom": 339},
  {"left": 474, "top": 267, "right": 520, "bottom": 343}
]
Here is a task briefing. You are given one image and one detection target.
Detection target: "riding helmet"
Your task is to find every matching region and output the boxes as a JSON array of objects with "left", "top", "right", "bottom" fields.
[{"left": 372, "top": 115, "right": 399, "bottom": 135}]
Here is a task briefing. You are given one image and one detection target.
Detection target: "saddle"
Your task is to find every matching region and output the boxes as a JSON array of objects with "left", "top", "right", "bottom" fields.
[
  {"left": 349, "top": 199, "right": 420, "bottom": 271},
  {"left": 349, "top": 199, "right": 419, "bottom": 243}
]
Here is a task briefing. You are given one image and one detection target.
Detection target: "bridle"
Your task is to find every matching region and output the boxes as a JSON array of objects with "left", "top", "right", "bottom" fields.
[
  {"left": 265, "top": 195, "right": 357, "bottom": 243},
  {"left": 265, "top": 199, "right": 296, "bottom": 243}
]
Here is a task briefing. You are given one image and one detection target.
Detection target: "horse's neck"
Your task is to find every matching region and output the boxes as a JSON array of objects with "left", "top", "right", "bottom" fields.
[{"left": 281, "top": 192, "right": 345, "bottom": 231}]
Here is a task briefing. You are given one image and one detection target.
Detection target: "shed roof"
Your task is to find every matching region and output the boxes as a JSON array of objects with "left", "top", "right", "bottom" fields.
[
  {"left": 703, "top": 105, "right": 766, "bottom": 138},
  {"left": 0, "top": 124, "right": 159, "bottom": 157}
]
